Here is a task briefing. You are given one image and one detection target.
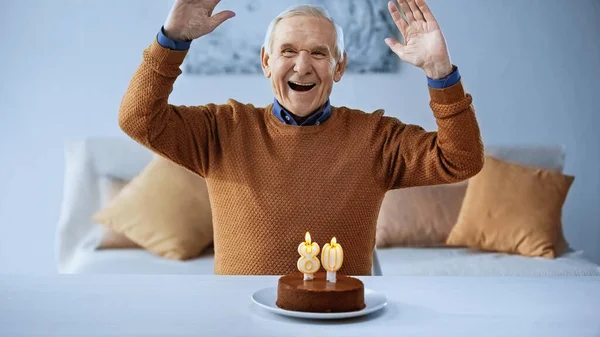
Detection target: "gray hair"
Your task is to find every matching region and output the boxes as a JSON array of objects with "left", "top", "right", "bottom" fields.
[{"left": 262, "top": 4, "right": 345, "bottom": 63}]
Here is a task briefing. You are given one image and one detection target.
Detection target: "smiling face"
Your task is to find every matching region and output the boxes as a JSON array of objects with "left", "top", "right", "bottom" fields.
[{"left": 261, "top": 15, "right": 347, "bottom": 117}]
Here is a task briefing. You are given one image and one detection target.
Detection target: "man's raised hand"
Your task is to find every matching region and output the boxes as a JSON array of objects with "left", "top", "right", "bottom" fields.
[
  {"left": 385, "top": 0, "right": 452, "bottom": 79},
  {"left": 164, "top": 0, "right": 235, "bottom": 41}
]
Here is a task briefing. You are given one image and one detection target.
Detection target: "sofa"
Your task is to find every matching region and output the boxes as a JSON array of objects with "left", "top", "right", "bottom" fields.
[{"left": 55, "top": 137, "right": 600, "bottom": 276}]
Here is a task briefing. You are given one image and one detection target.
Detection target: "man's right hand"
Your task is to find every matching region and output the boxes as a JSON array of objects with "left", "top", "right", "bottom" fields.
[{"left": 163, "top": 0, "right": 235, "bottom": 41}]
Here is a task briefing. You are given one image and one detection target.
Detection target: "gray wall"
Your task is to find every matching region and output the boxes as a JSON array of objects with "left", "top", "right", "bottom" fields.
[{"left": 1, "top": 0, "right": 599, "bottom": 273}]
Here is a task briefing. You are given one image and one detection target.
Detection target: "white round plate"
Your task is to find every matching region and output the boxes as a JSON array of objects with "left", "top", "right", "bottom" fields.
[{"left": 251, "top": 287, "right": 387, "bottom": 319}]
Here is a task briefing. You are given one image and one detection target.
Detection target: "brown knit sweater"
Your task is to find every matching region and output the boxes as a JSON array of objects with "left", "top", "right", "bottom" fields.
[{"left": 118, "top": 38, "right": 484, "bottom": 275}]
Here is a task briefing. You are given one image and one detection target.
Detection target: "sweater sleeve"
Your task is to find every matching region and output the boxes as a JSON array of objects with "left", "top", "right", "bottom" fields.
[
  {"left": 377, "top": 79, "right": 485, "bottom": 190},
  {"left": 118, "top": 38, "right": 231, "bottom": 177}
]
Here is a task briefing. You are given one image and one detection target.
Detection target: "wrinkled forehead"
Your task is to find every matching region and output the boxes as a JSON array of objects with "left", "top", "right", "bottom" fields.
[{"left": 271, "top": 15, "right": 336, "bottom": 51}]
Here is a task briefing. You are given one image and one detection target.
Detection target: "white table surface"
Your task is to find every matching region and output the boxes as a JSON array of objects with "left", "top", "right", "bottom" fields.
[{"left": 1, "top": 274, "right": 599, "bottom": 337}]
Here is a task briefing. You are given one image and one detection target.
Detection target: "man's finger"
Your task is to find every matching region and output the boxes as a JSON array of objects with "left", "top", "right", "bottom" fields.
[
  {"left": 416, "top": 0, "right": 436, "bottom": 23},
  {"left": 407, "top": 0, "right": 424, "bottom": 21},
  {"left": 388, "top": 1, "right": 408, "bottom": 34},
  {"left": 396, "top": 0, "right": 415, "bottom": 22}
]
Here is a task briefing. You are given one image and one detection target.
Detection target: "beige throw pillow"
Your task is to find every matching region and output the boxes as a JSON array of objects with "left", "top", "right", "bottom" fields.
[
  {"left": 446, "top": 156, "right": 574, "bottom": 258},
  {"left": 97, "top": 177, "right": 141, "bottom": 249},
  {"left": 376, "top": 181, "right": 468, "bottom": 248},
  {"left": 93, "top": 155, "right": 213, "bottom": 260}
]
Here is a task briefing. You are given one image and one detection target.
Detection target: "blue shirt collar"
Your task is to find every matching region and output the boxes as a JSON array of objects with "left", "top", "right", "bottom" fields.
[{"left": 272, "top": 98, "right": 331, "bottom": 126}]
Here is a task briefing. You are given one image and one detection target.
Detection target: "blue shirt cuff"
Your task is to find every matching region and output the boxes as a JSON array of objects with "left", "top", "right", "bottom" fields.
[
  {"left": 157, "top": 26, "right": 192, "bottom": 50},
  {"left": 427, "top": 66, "right": 460, "bottom": 88}
]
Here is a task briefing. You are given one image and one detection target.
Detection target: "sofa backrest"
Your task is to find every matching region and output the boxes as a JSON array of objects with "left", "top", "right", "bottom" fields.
[
  {"left": 485, "top": 144, "right": 565, "bottom": 172},
  {"left": 88, "top": 137, "right": 154, "bottom": 181}
]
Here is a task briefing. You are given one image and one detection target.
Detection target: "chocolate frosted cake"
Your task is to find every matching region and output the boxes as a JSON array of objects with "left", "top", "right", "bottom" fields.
[{"left": 276, "top": 272, "right": 365, "bottom": 313}]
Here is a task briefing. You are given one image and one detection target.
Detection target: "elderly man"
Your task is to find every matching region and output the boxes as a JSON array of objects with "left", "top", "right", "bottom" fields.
[{"left": 119, "top": 0, "right": 484, "bottom": 275}]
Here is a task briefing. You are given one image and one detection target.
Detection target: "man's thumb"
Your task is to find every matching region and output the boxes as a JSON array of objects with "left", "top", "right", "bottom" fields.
[
  {"left": 385, "top": 38, "right": 405, "bottom": 59},
  {"left": 209, "top": 10, "right": 236, "bottom": 30}
]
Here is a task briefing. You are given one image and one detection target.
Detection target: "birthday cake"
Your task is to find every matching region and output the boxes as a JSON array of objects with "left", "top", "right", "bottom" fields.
[
  {"left": 276, "top": 272, "right": 365, "bottom": 313},
  {"left": 275, "top": 233, "right": 366, "bottom": 313}
]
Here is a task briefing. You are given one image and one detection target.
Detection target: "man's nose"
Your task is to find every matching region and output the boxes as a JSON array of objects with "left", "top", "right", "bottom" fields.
[{"left": 293, "top": 51, "right": 312, "bottom": 75}]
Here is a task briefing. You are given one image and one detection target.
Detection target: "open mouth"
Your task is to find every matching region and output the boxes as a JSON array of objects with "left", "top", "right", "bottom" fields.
[{"left": 288, "top": 81, "right": 316, "bottom": 92}]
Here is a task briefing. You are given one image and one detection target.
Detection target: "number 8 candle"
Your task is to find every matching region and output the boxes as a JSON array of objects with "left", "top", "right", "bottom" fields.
[
  {"left": 297, "top": 232, "right": 320, "bottom": 280},
  {"left": 321, "top": 237, "right": 343, "bottom": 283}
]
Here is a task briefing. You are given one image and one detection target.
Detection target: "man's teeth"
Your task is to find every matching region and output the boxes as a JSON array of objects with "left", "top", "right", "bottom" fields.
[{"left": 290, "top": 81, "right": 315, "bottom": 86}]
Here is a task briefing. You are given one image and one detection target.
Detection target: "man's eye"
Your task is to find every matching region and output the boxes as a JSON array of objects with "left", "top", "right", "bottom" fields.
[{"left": 282, "top": 49, "right": 296, "bottom": 55}]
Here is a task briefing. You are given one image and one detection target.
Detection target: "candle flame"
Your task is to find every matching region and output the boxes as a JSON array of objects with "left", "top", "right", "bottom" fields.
[
  {"left": 305, "top": 232, "right": 311, "bottom": 244},
  {"left": 331, "top": 237, "right": 337, "bottom": 246}
]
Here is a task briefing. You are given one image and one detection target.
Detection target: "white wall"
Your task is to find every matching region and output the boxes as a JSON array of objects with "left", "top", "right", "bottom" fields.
[{"left": 1, "top": 0, "right": 599, "bottom": 274}]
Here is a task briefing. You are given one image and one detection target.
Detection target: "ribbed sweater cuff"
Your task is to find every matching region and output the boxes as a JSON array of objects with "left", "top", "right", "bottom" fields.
[
  {"left": 428, "top": 79, "right": 472, "bottom": 119},
  {"left": 428, "top": 79, "right": 466, "bottom": 104},
  {"left": 148, "top": 37, "right": 188, "bottom": 65}
]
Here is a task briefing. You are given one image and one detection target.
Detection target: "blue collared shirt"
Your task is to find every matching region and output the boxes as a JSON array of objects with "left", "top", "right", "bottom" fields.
[
  {"left": 156, "top": 27, "right": 461, "bottom": 126},
  {"left": 272, "top": 99, "right": 331, "bottom": 126}
]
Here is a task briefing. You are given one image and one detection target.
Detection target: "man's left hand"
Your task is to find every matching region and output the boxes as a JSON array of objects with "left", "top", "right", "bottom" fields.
[{"left": 385, "top": 0, "right": 452, "bottom": 79}]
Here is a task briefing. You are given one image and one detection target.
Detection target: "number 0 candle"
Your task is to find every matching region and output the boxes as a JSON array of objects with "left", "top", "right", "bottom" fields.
[
  {"left": 321, "top": 237, "right": 343, "bottom": 283},
  {"left": 297, "top": 232, "right": 320, "bottom": 280}
]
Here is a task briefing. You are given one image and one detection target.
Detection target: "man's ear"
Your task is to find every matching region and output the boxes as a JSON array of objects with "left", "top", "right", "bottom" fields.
[
  {"left": 260, "top": 46, "right": 271, "bottom": 78},
  {"left": 333, "top": 51, "right": 348, "bottom": 82}
]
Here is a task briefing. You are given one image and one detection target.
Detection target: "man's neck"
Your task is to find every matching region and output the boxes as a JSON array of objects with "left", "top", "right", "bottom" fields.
[{"left": 288, "top": 110, "right": 316, "bottom": 124}]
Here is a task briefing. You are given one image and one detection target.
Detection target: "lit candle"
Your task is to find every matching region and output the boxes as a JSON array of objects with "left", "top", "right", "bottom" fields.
[
  {"left": 297, "top": 232, "right": 320, "bottom": 280},
  {"left": 321, "top": 237, "right": 343, "bottom": 283}
]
